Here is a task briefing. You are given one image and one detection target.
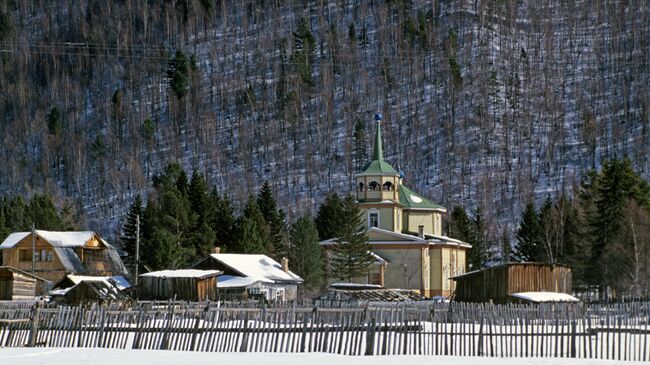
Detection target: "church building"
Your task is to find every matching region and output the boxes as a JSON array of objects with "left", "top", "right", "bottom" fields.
[{"left": 320, "top": 114, "right": 470, "bottom": 298}]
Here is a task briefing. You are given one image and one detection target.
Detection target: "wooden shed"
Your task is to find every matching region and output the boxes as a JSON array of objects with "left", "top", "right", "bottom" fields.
[
  {"left": 0, "top": 266, "right": 52, "bottom": 300},
  {"left": 139, "top": 269, "right": 221, "bottom": 301},
  {"left": 449, "top": 263, "right": 572, "bottom": 303}
]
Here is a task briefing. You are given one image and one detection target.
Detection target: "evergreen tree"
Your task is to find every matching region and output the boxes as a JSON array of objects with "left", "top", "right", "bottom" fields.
[
  {"left": 449, "top": 206, "right": 473, "bottom": 244},
  {"left": 188, "top": 170, "right": 211, "bottom": 225},
  {"left": 257, "top": 181, "right": 287, "bottom": 259},
  {"left": 468, "top": 206, "right": 489, "bottom": 269},
  {"left": 315, "top": 193, "right": 345, "bottom": 240},
  {"left": 512, "top": 202, "right": 541, "bottom": 262},
  {"left": 289, "top": 216, "right": 324, "bottom": 289},
  {"left": 121, "top": 194, "right": 144, "bottom": 262},
  {"left": 211, "top": 190, "right": 237, "bottom": 251},
  {"left": 237, "top": 196, "right": 270, "bottom": 254},
  {"left": 28, "top": 194, "right": 63, "bottom": 230},
  {"left": 329, "top": 195, "right": 374, "bottom": 281},
  {"left": 5, "top": 196, "right": 27, "bottom": 231},
  {"left": 580, "top": 158, "right": 650, "bottom": 294},
  {"left": 450, "top": 206, "right": 489, "bottom": 269},
  {"left": 151, "top": 227, "right": 186, "bottom": 270},
  {"left": 537, "top": 196, "right": 555, "bottom": 263}
]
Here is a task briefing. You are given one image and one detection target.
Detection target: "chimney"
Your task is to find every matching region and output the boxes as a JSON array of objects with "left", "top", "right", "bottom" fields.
[
  {"left": 212, "top": 246, "right": 221, "bottom": 254},
  {"left": 418, "top": 225, "right": 425, "bottom": 239},
  {"left": 280, "top": 257, "right": 289, "bottom": 273}
]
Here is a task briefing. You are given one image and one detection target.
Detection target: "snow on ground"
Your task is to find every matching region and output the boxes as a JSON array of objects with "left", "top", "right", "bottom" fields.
[{"left": 0, "top": 348, "right": 643, "bottom": 365}]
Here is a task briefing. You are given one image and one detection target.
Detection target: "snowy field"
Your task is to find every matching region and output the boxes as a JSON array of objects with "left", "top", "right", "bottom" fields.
[{"left": 0, "top": 348, "right": 645, "bottom": 365}]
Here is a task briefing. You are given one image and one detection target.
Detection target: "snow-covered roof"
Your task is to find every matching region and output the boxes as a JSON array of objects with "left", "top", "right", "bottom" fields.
[
  {"left": 330, "top": 282, "right": 382, "bottom": 289},
  {"left": 66, "top": 274, "right": 131, "bottom": 290},
  {"left": 140, "top": 269, "right": 222, "bottom": 279},
  {"left": 217, "top": 275, "right": 259, "bottom": 288},
  {"left": 208, "top": 254, "right": 303, "bottom": 284},
  {"left": 510, "top": 292, "right": 580, "bottom": 303},
  {"left": 0, "top": 230, "right": 98, "bottom": 249},
  {"left": 320, "top": 227, "right": 471, "bottom": 248}
]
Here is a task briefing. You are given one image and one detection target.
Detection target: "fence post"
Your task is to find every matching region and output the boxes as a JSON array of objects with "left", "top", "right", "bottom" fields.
[
  {"left": 365, "top": 317, "right": 376, "bottom": 356},
  {"left": 27, "top": 304, "right": 40, "bottom": 347},
  {"left": 570, "top": 319, "right": 577, "bottom": 358}
]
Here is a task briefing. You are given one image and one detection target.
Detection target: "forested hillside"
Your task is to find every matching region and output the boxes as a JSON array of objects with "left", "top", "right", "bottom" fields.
[{"left": 0, "top": 0, "right": 648, "bottom": 241}]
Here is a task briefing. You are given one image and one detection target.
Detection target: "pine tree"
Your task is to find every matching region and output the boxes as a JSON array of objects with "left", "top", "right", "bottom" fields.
[
  {"left": 211, "top": 190, "right": 237, "bottom": 251},
  {"left": 121, "top": 194, "right": 144, "bottom": 275},
  {"left": 237, "top": 196, "right": 270, "bottom": 254},
  {"left": 512, "top": 202, "right": 541, "bottom": 262},
  {"left": 257, "top": 181, "right": 287, "bottom": 259},
  {"left": 189, "top": 170, "right": 211, "bottom": 225},
  {"left": 329, "top": 195, "right": 374, "bottom": 281},
  {"left": 289, "top": 216, "right": 324, "bottom": 289},
  {"left": 468, "top": 206, "right": 489, "bottom": 269},
  {"left": 151, "top": 227, "right": 186, "bottom": 270},
  {"left": 537, "top": 196, "right": 555, "bottom": 263},
  {"left": 28, "top": 194, "right": 63, "bottom": 230},
  {"left": 449, "top": 206, "right": 473, "bottom": 243},
  {"left": 315, "top": 193, "right": 345, "bottom": 240}
]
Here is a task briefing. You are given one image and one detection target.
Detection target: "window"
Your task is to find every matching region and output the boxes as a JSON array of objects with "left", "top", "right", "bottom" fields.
[
  {"left": 369, "top": 211, "right": 379, "bottom": 228},
  {"left": 358, "top": 182, "right": 364, "bottom": 192},
  {"left": 19, "top": 249, "right": 32, "bottom": 262},
  {"left": 368, "top": 181, "right": 379, "bottom": 191},
  {"left": 382, "top": 181, "right": 393, "bottom": 191}
]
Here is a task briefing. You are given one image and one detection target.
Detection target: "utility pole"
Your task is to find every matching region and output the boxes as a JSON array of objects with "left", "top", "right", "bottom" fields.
[
  {"left": 135, "top": 214, "right": 140, "bottom": 286},
  {"left": 31, "top": 223, "right": 36, "bottom": 275}
]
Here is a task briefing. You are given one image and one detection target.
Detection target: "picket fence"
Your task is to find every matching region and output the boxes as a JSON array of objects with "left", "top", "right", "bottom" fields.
[{"left": 0, "top": 301, "right": 648, "bottom": 361}]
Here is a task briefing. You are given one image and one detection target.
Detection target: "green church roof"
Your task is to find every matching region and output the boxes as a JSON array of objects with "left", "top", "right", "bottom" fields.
[
  {"left": 358, "top": 118, "right": 400, "bottom": 175},
  {"left": 398, "top": 185, "right": 446, "bottom": 211}
]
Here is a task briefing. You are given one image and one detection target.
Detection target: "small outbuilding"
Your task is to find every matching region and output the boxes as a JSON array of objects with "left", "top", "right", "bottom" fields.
[
  {"left": 192, "top": 253, "right": 303, "bottom": 302},
  {"left": 138, "top": 269, "right": 221, "bottom": 301},
  {"left": 450, "top": 263, "right": 572, "bottom": 303},
  {"left": 0, "top": 266, "right": 52, "bottom": 300}
]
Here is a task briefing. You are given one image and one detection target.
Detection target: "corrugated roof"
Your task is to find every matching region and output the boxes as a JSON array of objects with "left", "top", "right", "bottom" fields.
[
  {"left": 208, "top": 254, "right": 303, "bottom": 284},
  {"left": 398, "top": 185, "right": 446, "bottom": 210}
]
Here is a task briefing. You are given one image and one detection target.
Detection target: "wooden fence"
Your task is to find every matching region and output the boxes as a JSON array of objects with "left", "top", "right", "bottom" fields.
[{"left": 0, "top": 301, "right": 648, "bottom": 361}]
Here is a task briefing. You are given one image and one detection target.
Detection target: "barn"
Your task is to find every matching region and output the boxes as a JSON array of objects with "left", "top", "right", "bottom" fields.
[
  {"left": 0, "top": 266, "right": 52, "bottom": 300},
  {"left": 449, "top": 263, "right": 573, "bottom": 303},
  {"left": 138, "top": 269, "right": 221, "bottom": 301}
]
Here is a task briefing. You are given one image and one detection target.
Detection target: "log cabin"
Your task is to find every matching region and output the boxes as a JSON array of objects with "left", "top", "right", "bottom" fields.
[
  {"left": 0, "top": 266, "right": 52, "bottom": 300},
  {"left": 0, "top": 230, "right": 127, "bottom": 284}
]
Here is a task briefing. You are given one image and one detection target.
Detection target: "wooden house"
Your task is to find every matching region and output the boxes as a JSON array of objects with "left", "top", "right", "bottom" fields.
[
  {"left": 192, "top": 253, "right": 303, "bottom": 302},
  {"left": 0, "top": 230, "right": 128, "bottom": 284},
  {"left": 138, "top": 269, "right": 221, "bottom": 301},
  {"left": 0, "top": 266, "right": 52, "bottom": 300},
  {"left": 450, "top": 263, "right": 573, "bottom": 303}
]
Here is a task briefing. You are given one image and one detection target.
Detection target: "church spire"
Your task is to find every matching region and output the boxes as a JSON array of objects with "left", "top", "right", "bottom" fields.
[{"left": 373, "top": 113, "right": 383, "bottom": 161}]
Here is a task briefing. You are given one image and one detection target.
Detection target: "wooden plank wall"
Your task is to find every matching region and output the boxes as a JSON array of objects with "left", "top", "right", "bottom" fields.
[
  {"left": 453, "top": 264, "right": 572, "bottom": 303},
  {"left": 139, "top": 276, "right": 217, "bottom": 302},
  {"left": 0, "top": 301, "right": 648, "bottom": 362}
]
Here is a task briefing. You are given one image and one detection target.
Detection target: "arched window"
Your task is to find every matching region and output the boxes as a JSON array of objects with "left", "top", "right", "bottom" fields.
[
  {"left": 358, "top": 182, "right": 365, "bottom": 192},
  {"left": 368, "top": 209, "right": 380, "bottom": 228},
  {"left": 382, "top": 181, "right": 393, "bottom": 191},
  {"left": 368, "top": 181, "right": 379, "bottom": 191}
]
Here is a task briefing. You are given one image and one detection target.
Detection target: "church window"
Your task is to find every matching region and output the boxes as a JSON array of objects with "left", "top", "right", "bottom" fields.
[
  {"left": 368, "top": 181, "right": 379, "bottom": 191},
  {"left": 358, "top": 182, "right": 364, "bottom": 192},
  {"left": 368, "top": 210, "right": 379, "bottom": 228},
  {"left": 382, "top": 181, "right": 393, "bottom": 191}
]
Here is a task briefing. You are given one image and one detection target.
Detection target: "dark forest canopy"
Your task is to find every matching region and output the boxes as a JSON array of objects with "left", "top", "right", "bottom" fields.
[{"left": 0, "top": 1, "right": 647, "bottom": 274}]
